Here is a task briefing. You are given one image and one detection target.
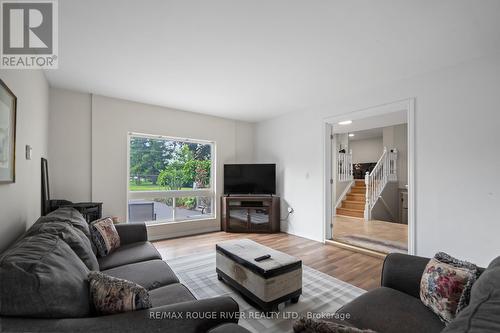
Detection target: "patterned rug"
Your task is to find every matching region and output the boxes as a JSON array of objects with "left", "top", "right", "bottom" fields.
[
  {"left": 166, "top": 252, "right": 365, "bottom": 333},
  {"left": 335, "top": 234, "right": 407, "bottom": 254}
]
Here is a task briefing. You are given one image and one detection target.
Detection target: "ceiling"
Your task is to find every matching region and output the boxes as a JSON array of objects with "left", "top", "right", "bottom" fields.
[
  {"left": 331, "top": 109, "right": 407, "bottom": 133},
  {"left": 349, "top": 128, "right": 384, "bottom": 141},
  {"left": 45, "top": 0, "right": 500, "bottom": 122}
]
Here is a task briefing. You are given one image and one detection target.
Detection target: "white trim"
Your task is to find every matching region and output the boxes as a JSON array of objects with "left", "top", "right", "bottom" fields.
[
  {"left": 147, "top": 225, "right": 220, "bottom": 241},
  {"left": 90, "top": 94, "right": 94, "bottom": 201},
  {"left": 323, "top": 98, "right": 416, "bottom": 255},
  {"left": 145, "top": 214, "right": 215, "bottom": 226},
  {"left": 211, "top": 141, "right": 217, "bottom": 205},
  {"left": 407, "top": 98, "right": 416, "bottom": 255},
  {"left": 335, "top": 180, "right": 354, "bottom": 209},
  {"left": 129, "top": 131, "right": 215, "bottom": 145},
  {"left": 323, "top": 123, "right": 332, "bottom": 242},
  {"left": 128, "top": 189, "right": 213, "bottom": 199},
  {"left": 126, "top": 131, "right": 131, "bottom": 222},
  {"left": 324, "top": 99, "right": 410, "bottom": 125}
]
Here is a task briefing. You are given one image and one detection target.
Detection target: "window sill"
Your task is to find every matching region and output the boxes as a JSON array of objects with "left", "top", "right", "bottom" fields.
[{"left": 140, "top": 215, "right": 217, "bottom": 227}]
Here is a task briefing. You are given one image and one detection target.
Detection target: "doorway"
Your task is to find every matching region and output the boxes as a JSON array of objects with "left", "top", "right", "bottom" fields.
[{"left": 323, "top": 99, "right": 415, "bottom": 255}]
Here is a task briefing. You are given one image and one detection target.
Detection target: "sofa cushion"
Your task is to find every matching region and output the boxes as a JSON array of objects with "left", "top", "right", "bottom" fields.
[
  {"left": 337, "top": 287, "right": 445, "bottom": 333},
  {"left": 148, "top": 283, "right": 196, "bottom": 307},
  {"left": 46, "top": 207, "right": 91, "bottom": 239},
  {"left": 46, "top": 207, "right": 98, "bottom": 254},
  {"left": 97, "top": 241, "right": 162, "bottom": 270},
  {"left": 442, "top": 266, "right": 500, "bottom": 333},
  {"left": 26, "top": 220, "right": 98, "bottom": 270},
  {"left": 90, "top": 217, "right": 121, "bottom": 257},
  {"left": 0, "top": 233, "right": 90, "bottom": 318},
  {"left": 103, "top": 259, "right": 179, "bottom": 290},
  {"left": 88, "top": 271, "right": 152, "bottom": 315}
]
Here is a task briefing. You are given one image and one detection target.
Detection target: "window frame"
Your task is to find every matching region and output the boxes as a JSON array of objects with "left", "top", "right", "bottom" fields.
[{"left": 126, "top": 132, "right": 216, "bottom": 224}]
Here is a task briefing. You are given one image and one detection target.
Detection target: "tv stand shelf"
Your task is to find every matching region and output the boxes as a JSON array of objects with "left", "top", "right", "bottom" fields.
[{"left": 221, "top": 195, "right": 280, "bottom": 233}]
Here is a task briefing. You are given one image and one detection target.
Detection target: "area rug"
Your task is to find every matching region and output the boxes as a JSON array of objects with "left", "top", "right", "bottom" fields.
[
  {"left": 335, "top": 234, "right": 407, "bottom": 254},
  {"left": 166, "top": 252, "right": 365, "bottom": 333}
]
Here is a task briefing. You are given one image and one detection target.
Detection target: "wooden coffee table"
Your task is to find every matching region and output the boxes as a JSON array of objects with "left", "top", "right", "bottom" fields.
[{"left": 216, "top": 239, "right": 302, "bottom": 312}]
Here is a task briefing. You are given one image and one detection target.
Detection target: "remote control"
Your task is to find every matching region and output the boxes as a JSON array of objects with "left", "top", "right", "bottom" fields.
[{"left": 254, "top": 254, "right": 271, "bottom": 262}]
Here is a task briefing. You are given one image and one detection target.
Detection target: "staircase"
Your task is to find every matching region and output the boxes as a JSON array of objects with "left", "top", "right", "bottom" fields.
[
  {"left": 364, "top": 147, "right": 398, "bottom": 220},
  {"left": 336, "top": 180, "right": 366, "bottom": 218}
]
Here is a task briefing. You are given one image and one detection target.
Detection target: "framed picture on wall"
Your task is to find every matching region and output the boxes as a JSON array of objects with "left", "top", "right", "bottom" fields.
[{"left": 0, "top": 79, "right": 17, "bottom": 183}]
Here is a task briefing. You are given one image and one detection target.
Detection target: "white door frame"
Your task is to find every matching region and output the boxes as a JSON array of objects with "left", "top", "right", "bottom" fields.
[{"left": 322, "top": 98, "right": 416, "bottom": 255}]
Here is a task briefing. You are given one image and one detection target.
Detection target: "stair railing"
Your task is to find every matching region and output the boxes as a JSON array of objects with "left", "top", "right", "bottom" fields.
[
  {"left": 364, "top": 147, "right": 398, "bottom": 220},
  {"left": 338, "top": 149, "right": 353, "bottom": 182}
]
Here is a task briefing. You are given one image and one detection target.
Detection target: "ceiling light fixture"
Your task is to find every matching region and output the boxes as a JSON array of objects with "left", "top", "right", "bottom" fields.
[
  {"left": 338, "top": 120, "right": 352, "bottom": 125},
  {"left": 349, "top": 133, "right": 355, "bottom": 137}
]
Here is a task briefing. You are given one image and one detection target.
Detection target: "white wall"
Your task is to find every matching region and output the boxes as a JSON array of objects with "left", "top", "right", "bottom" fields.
[
  {"left": 48, "top": 90, "right": 255, "bottom": 240},
  {"left": 350, "top": 138, "right": 383, "bottom": 164},
  {"left": 255, "top": 54, "right": 500, "bottom": 266},
  {"left": 49, "top": 88, "right": 91, "bottom": 201},
  {"left": 92, "top": 95, "right": 255, "bottom": 239},
  {"left": 256, "top": 110, "right": 324, "bottom": 238},
  {"left": 234, "top": 121, "right": 255, "bottom": 163},
  {"left": 0, "top": 70, "right": 49, "bottom": 252},
  {"left": 372, "top": 182, "right": 399, "bottom": 223},
  {"left": 383, "top": 123, "right": 408, "bottom": 187}
]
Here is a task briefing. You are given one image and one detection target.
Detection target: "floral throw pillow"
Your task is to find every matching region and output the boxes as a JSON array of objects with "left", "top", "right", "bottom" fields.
[
  {"left": 88, "top": 271, "right": 152, "bottom": 315},
  {"left": 90, "top": 217, "right": 120, "bottom": 257},
  {"left": 420, "top": 252, "right": 479, "bottom": 324}
]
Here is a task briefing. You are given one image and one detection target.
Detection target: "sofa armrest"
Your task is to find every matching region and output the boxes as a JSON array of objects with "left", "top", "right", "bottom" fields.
[
  {"left": 0, "top": 296, "right": 239, "bottom": 333},
  {"left": 115, "top": 223, "right": 148, "bottom": 245},
  {"left": 381, "top": 253, "right": 430, "bottom": 299}
]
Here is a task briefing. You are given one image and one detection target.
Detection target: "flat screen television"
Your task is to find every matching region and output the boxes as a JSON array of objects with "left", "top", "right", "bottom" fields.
[{"left": 224, "top": 164, "right": 276, "bottom": 195}]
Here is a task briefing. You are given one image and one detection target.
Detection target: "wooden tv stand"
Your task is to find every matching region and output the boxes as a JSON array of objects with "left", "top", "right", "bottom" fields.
[{"left": 221, "top": 195, "right": 280, "bottom": 233}]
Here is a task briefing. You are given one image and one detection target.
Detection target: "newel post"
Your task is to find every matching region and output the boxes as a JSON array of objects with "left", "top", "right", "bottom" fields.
[
  {"left": 349, "top": 149, "right": 353, "bottom": 180},
  {"left": 383, "top": 147, "right": 388, "bottom": 181},
  {"left": 364, "top": 171, "right": 370, "bottom": 221},
  {"left": 392, "top": 148, "right": 398, "bottom": 181}
]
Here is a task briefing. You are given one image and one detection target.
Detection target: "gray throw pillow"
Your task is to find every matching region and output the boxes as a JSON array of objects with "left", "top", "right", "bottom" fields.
[
  {"left": 26, "top": 220, "right": 99, "bottom": 270},
  {"left": 46, "top": 207, "right": 91, "bottom": 238},
  {"left": 443, "top": 266, "right": 500, "bottom": 333},
  {"left": 487, "top": 256, "right": 500, "bottom": 269},
  {"left": 45, "top": 208, "right": 99, "bottom": 255},
  {"left": 0, "top": 233, "right": 91, "bottom": 318}
]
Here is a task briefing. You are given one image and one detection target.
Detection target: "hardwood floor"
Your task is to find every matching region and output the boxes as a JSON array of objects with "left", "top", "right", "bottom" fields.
[
  {"left": 153, "top": 231, "right": 384, "bottom": 290},
  {"left": 333, "top": 215, "right": 408, "bottom": 254}
]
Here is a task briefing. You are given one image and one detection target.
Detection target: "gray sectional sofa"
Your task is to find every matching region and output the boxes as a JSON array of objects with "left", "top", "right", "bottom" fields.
[
  {"left": 0, "top": 208, "right": 244, "bottom": 333},
  {"left": 335, "top": 253, "right": 500, "bottom": 333}
]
